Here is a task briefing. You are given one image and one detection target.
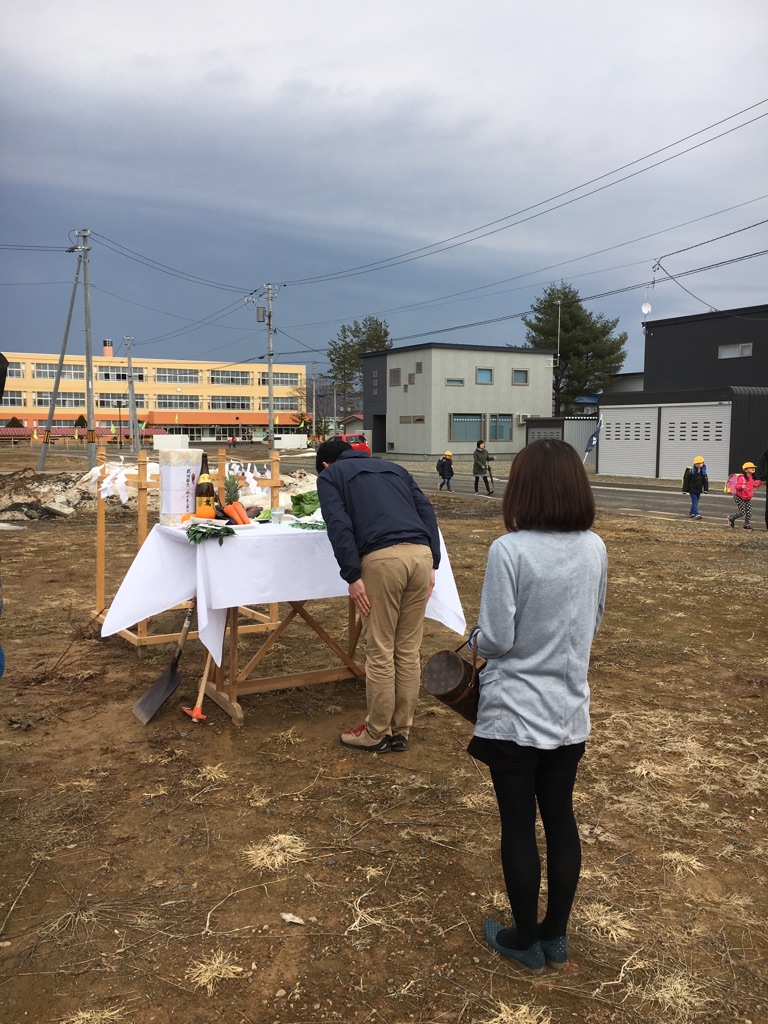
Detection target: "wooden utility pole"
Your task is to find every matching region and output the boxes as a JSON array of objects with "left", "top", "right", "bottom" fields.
[{"left": 38, "top": 254, "right": 82, "bottom": 472}]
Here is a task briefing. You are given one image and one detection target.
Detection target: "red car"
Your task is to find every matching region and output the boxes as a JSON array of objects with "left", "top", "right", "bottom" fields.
[{"left": 330, "top": 433, "right": 371, "bottom": 455}]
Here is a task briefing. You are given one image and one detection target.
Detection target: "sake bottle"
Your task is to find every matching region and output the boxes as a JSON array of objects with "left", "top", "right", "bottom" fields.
[{"left": 195, "top": 452, "right": 216, "bottom": 517}]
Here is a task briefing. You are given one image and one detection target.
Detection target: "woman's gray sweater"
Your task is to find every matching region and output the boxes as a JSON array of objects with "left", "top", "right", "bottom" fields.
[{"left": 473, "top": 529, "right": 607, "bottom": 749}]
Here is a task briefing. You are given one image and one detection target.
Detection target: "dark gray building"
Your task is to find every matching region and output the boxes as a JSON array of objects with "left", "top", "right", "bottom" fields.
[{"left": 596, "top": 304, "right": 768, "bottom": 480}]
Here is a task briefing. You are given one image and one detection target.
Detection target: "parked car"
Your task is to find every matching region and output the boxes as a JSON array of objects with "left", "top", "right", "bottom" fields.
[{"left": 330, "top": 433, "right": 371, "bottom": 454}]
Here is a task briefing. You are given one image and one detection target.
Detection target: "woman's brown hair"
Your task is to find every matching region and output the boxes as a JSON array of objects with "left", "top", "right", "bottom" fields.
[{"left": 501, "top": 438, "right": 595, "bottom": 532}]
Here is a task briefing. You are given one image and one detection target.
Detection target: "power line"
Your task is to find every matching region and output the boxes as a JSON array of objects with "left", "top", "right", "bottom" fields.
[
  {"left": 389, "top": 250, "right": 768, "bottom": 342},
  {"left": 278, "top": 99, "right": 768, "bottom": 285}
]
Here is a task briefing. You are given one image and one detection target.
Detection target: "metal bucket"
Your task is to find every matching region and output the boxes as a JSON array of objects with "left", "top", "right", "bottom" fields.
[{"left": 421, "top": 647, "right": 484, "bottom": 724}]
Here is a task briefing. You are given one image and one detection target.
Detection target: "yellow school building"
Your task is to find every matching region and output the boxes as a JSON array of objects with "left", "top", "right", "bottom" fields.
[{"left": 1, "top": 342, "right": 308, "bottom": 442}]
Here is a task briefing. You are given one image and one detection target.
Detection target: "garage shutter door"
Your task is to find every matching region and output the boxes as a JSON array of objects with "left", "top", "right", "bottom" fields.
[
  {"left": 658, "top": 404, "right": 731, "bottom": 481},
  {"left": 599, "top": 409, "right": 658, "bottom": 477}
]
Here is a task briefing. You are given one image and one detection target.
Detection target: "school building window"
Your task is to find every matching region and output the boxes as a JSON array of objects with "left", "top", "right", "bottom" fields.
[
  {"left": 155, "top": 367, "right": 199, "bottom": 384},
  {"left": 210, "top": 396, "right": 252, "bottom": 411},
  {"left": 99, "top": 367, "right": 145, "bottom": 382},
  {"left": 209, "top": 369, "right": 252, "bottom": 386},
  {"left": 7, "top": 362, "right": 24, "bottom": 379},
  {"left": 34, "top": 391, "right": 84, "bottom": 408},
  {"left": 258, "top": 396, "right": 299, "bottom": 411},
  {"left": 476, "top": 367, "right": 493, "bottom": 384},
  {"left": 258, "top": 372, "right": 300, "bottom": 387},
  {"left": 512, "top": 369, "right": 529, "bottom": 385},
  {"left": 155, "top": 394, "right": 201, "bottom": 410},
  {"left": 0, "top": 390, "right": 24, "bottom": 407},
  {"left": 98, "top": 393, "right": 146, "bottom": 409},
  {"left": 34, "top": 362, "right": 85, "bottom": 380}
]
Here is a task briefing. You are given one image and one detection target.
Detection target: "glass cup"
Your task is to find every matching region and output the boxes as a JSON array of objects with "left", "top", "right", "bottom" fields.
[{"left": 271, "top": 507, "right": 285, "bottom": 526}]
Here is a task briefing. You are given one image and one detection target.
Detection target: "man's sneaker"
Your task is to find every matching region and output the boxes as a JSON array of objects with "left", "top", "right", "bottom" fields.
[
  {"left": 390, "top": 733, "right": 409, "bottom": 752},
  {"left": 340, "top": 723, "right": 391, "bottom": 752}
]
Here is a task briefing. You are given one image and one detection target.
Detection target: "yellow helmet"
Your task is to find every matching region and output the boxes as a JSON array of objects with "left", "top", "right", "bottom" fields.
[
  {"left": 742, "top": 461, "right": 756, "bottom": 471},
  {"left": 444, "top": 451, "right": 452, "bottom": 457},
  {"left": 693, "top": 456, "right": 705, "bottom": 465}
]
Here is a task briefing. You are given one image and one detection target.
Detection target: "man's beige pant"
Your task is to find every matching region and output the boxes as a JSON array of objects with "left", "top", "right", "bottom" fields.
[{"left": 360, "top": 543, "right": 434, "bottom": 740}]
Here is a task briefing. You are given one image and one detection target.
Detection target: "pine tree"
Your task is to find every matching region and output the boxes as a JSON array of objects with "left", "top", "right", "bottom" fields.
[
  {"left": 520, "top": 283, "right": 627, "bottom": 415},
  {"left": 327, "top": 316, "right": 392, "bottom": 409}
]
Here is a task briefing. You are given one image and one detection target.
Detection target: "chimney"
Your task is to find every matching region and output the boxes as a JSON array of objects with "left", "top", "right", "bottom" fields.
[{"left": 102, "top": 339, "right": 113, "bottom": 357}]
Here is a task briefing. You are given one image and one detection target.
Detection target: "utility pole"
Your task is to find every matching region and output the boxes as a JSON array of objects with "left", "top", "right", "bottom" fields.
[
  {"left": 125, "top": 335, "right": 140, "bottom": 454},
  {"left": 79, "top": 229, "right": 97, "bottom": 469},
  {"left": 311, "top": 361, "right": 316, "bottom": 441},
  {"left": 265, "top": 284, "right": 275, "bottom": 451},
  {"left": 244, "top": 285, "right": 275, "bottom": 451},
  {"left": 38, "top": 253, "right": 82, "bottom": 472}
]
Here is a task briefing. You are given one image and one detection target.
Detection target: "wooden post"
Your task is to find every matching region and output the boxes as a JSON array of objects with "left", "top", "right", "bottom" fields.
[{"left": 95, "top": 446, "right": 107, "bottom": 614}]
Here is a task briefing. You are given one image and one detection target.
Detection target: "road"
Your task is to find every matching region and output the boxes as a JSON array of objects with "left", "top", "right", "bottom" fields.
[{"left": 403, "top": 466, "right": 767, "bottom": 526}]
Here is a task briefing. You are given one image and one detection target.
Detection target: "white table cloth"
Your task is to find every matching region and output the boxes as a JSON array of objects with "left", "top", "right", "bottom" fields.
[{"left": 102, "top": 523, "right": 466, "bottom": 664}]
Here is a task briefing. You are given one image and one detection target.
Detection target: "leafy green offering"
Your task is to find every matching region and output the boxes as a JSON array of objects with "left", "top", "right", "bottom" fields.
[
  {"left": 257, "top": 508, "right": 273, "bottom": 521},
  {"left": 186, "top": 523, "right": 237, "bottom": 546},
  {"left": 291, "top": 490, "right": 320, "bottom": 518},
  {"left": 290, "top": 521, "right": 326, "bottom": 530}
]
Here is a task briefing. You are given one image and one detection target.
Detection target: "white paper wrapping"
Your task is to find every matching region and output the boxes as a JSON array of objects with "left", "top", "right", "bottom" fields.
[{"left": 159, "top": 448, "right": 204, "bottom": 525}]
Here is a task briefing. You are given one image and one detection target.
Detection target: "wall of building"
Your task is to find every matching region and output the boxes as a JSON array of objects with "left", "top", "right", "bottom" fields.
[
  {"left": 363, "top": 343, "right": 554, "bottom": 458},
  {"left": 643, "top": 305, "right": 768, "bottom": 392},
  {"left": 1, "top": 349, "right": 306, "bottom": 440}
]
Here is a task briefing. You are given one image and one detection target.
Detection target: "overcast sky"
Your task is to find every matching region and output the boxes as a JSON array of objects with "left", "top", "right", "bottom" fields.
[{"left": 1, "top": 0, "right": 766, "bottom": 376}]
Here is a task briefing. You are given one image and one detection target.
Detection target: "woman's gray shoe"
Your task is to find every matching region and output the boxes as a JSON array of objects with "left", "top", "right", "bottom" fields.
[{"left": 483, "top": 919, "right": 545, "bottom": 974}]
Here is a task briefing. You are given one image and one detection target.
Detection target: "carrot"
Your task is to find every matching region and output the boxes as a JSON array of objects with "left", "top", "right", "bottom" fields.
[
  {"left": 232, "top": 501, "right": 250, "bottom": 524},
  {"left": 223, "top": 503, "right": 249, "bottom": 525}
]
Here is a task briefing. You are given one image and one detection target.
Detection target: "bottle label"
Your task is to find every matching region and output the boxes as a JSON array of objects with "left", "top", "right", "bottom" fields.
[{"left": 198, "top": 474, "right": 213, "bottom": 483}]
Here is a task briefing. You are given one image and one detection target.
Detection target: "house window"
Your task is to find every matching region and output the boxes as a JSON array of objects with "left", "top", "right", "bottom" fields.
[
  {"left": 389, "top": 368, "right": 401, "bottom": 386},
  {"left": 0, "top": 390, "right": 23, "bottom": 407},
  {"left": 415, "top": 362, "right": 423, "bottom": 373},
  {"left": 445, "top": 378, "right": 464, "bottom": 386},
  {"left": 403, "top": 384, "right": 408, "bottom": 393},
  {"left": 512, "top": 369, "right": 529, "bottom": 385},
  {"left": 400, "top": 416, "right": 413, "bottom": 424},
  {"left": 718, "top": 343, "right": 752, "bottom": 359},
  {"left": 449, "top": 413, "right": 483, "bottom": 441},
  {"left": 489, "top": 414, "right": 513, "bottom": 441},
  {"left": 408, "top": 373, "right": 416, "bottom": 385},
  {"left": 476, "top": 367, "right": 493, "bottom": 384},
  {"left": 412, "top": 414, "right": 425, "bottom": 423}
]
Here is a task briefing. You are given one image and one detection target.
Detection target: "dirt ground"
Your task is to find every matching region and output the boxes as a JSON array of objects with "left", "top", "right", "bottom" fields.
[{"left": 1, "top": 445, "right": 767, "bottom": 1024}]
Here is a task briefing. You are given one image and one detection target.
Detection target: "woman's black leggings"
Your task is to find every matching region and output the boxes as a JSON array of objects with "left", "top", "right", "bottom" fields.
[{"left": 489, "top": 743, "right": 584, "bottom": 948}]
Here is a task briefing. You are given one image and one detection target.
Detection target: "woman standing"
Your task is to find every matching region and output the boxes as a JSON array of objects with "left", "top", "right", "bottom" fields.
[
  {"left": 467, "top": 439, "right": 607, "bottom": 973},
  {"left": 727, "top": 461, "right": 763, "bottom": 530},
  {"left": 472, "top": 439, "right": 495, "bottom": 494}
]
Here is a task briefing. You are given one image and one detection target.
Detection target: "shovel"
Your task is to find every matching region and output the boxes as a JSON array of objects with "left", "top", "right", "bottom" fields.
[
  {"left": 132, "top": 599, "right": 197, "bottom": 725},
  {"left": 183, "top": 653, "right": 211, "bottom": 722}
]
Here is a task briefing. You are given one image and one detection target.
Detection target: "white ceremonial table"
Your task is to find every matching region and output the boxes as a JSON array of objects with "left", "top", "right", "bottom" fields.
[{"left": 102, "top": 523, "right": 466, "bottom": 724}]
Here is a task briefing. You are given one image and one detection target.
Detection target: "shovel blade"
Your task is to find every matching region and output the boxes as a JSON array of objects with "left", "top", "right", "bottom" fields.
[{"left": 132, "top": 668, "right": 183, "bottom": 725}]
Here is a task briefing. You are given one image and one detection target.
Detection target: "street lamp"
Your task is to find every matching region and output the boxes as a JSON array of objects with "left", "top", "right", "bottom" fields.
[{"left": 114, "top": 400, "right": 126, "bottom": 449}]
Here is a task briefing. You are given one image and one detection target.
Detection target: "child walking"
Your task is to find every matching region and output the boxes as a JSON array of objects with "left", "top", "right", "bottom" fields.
[
  {"left": 437, "top": 451, "right": 455, "bottom": 491},
  {"left": 727, "top": 461, "right": 763, "bottom": 530},
  {"left": 681, "top": 457, "right": 708, "bottom": 519}
]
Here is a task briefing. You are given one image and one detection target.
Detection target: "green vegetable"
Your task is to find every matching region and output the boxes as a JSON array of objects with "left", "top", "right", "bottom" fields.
[
  {"left": 291, "top": 490, "right": 320, "bottom": 518},
  {"left": 290, "top": 521, "right": 326, "bottom": 530},
  {"left": 186, "top": 524, "right": 237, "bottom": 546},
  {"left": 257, "top": 508, "right": 273, "bottom": 521}
]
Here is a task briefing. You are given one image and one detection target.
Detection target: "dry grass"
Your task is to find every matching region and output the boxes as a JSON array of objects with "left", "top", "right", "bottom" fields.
[
  {"left": 185, "top": 947, "right": 243, "bottom": 996},
  {"left": 482, "top": 1003, "right": 553, "bottom": 1024},
  {"left": 241, "top": 832, "right": 308, "bottom": 871},
  {"left": 56, "top": 1009, "right": 127, "bottom": 1024}
]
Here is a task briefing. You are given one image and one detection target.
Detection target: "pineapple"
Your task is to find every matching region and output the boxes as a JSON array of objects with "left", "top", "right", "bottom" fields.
[{"left": 224, "top": 473, "right": 241, "bottom": 506}]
